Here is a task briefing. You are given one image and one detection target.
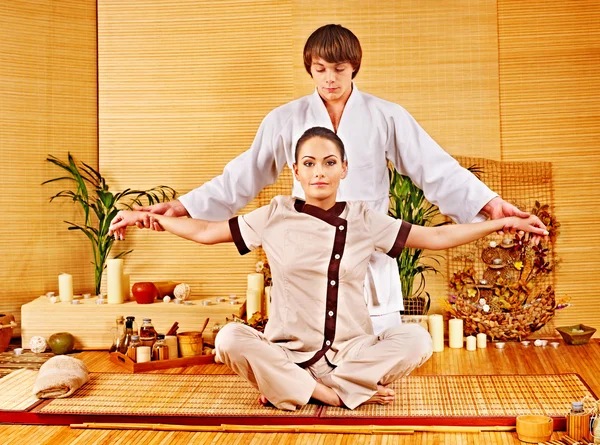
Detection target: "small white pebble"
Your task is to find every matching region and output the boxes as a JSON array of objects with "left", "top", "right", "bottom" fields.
[
  {"left": 49, "top": 296, "right": 58, "bottom": 304},
  {"left": 163, "top": 296, "right": 171, "bottom": 303},
  {"left": 489, "top": 241, "right": 497, "bottom": 248}
]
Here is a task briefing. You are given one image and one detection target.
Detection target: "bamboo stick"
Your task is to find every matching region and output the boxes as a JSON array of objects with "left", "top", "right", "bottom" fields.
[{"left": 70, "top": 423, "right": 516, "bottom": 434}]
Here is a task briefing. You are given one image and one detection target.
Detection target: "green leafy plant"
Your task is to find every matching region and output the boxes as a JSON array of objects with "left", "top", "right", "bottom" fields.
[
  {"left": 43, "top": 153, "right": 177, "bottom": 295},
  {"left": 388, "top": 163, "right": 483, "bottom": 315}
]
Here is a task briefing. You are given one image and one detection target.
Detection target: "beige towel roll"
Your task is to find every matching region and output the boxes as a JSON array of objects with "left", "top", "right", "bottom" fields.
[{"left": 32, "top": 355, "right": 89, "bottom": 399}]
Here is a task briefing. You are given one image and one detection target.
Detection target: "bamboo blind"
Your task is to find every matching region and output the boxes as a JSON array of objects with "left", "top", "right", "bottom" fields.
[
  {"left": 497, "top": 0, "right": 600, "bottom": 330},
  {"left": 0, "top": 0, "right": 97, "bottom": 335},
  {"left": 291, "top": 0, "right": 502, "bottom": 159},
  {"left": 98, "top": 0, "right": 294, "bottom": 297}
]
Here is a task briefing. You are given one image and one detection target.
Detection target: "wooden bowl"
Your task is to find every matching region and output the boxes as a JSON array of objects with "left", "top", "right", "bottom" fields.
[
  {"left": 556, "top": 324, "right": 597, "bottom": 345},
  {"left": 0, "top": 313, "right": 16, "bottom": 353},
  {"left": 516, "top": 415, "right": 553, "bottom": 443}
]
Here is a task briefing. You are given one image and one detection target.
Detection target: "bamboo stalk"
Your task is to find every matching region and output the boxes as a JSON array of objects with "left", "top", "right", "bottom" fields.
[{"left": 70, "top": 423, "right": 516, "bottom": 434}]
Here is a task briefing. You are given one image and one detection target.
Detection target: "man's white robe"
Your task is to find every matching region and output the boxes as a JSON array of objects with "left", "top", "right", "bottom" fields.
[{"left": 179, "top": 84, "right": 496, "bottom": 319}]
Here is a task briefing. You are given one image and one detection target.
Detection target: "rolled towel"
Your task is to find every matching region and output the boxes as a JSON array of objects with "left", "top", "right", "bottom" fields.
[{"left": 32, "top": 355, "right": 89, "bottom": 399}]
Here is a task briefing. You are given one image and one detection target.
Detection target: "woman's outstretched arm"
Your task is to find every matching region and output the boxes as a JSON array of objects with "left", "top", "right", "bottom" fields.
[
  {"left": 108, "top": 210, "right": 232, "bottom": 245},
  {"left": 404, "top": 215, "right": 548, "bottom": 251}
]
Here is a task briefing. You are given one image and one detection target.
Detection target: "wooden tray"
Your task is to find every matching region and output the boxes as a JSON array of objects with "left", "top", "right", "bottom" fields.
[{"left": 109, "top": 351, "right": 214, "bottom": 373}]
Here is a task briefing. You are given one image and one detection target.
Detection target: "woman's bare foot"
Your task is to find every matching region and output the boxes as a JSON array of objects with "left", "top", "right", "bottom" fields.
[
  {"left": 258, "top": 395, "right": 274, "bottom": 406},
  {"left": 363, "top": 385, "right": 395, "bottom": 405}
]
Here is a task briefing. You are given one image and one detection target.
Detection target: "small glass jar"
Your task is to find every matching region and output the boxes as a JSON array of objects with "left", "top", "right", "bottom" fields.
[
  {"left": 139, "top": 318, "right": 157, "bottom": 347},
  {"left": 127, "top": 335, "right": 141, "bottom": 361},
  {"left": 152, "top": 334, "right": 169, "bottom": 361}
]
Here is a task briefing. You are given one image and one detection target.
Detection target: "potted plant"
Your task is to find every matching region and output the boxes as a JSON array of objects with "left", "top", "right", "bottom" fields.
[
  {"left": 43, "top": 153, "right": 176, "bottom": 295},
  {"left": 388, "top": 163, "right": 483, "bottom": 315}
]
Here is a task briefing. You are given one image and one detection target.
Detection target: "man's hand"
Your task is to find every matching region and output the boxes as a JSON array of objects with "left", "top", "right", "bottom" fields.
[
  {"left": 504, "top": 215, "right": 549, "bottom": 239},
  {"left": 481, "top": 197, "right": 547, "bottom": 243},
  {"left": 133, "top": 199, "right": 189, "bottom": 232}
]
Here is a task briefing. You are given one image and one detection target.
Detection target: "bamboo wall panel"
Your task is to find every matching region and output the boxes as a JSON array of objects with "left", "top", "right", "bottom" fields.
[
  {"left": 497, "top": 0, "right": 600, "bottom": 330},
  {"left": 98, "top": 0, "right": 294, "bottom": 298},
  {"left": 0, "top": 1, "right": 97, "bottom": 335}
]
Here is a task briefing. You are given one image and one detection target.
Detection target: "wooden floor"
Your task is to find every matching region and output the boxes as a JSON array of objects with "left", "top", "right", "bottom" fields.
[{"left": 1, "top": 340, "right": 598, "bottom": 445}]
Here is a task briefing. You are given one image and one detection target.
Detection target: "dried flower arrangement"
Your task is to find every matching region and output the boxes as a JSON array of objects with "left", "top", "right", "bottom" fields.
[
  {"left": 255, "top": 260, "right": 272, "bottom": 287},
  {"left": 445, "top": 202, "right": 569, "bottom": 341}
]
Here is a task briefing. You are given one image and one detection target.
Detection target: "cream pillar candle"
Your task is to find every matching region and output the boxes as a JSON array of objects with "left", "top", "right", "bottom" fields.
[
  {"left": 264, "top": 285, "right": 272, "bottom": 317},
  {"left": 246, "top": 289, "right": 262, "bottom": 319},
  {"left": 247, "top": 273, "right": 264, "bottom": 291},
  {"left": 137, "top": 346, "right": 151, "bottom": 363},
  {"left": 58, "top": 273, "right": 73, "bottom": 302},
  {"left": 466, "top": 335, "right": 477, "bottom": 351},
  {"left": 107, "top": 259, "right": 124, "bottom": 304},
  {"left": 428, "top": 314, "right": 444, "bottom": 352},
  {"left": 122, "top": 273, "right": 131, "bottom": 301},
  {"left": 476, "top": 333, "right": 487, "bottom": 349},
  {"left": 448, "top": 318, "right": 464, "bottom": 349}
]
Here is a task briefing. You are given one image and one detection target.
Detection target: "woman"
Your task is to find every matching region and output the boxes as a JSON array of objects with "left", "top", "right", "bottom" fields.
[
  {"left": 109, "top": 127, "right": 547, "bottom": 411},
  {"left": 130, "top": 24, "right": 541, "bottom": 334}
]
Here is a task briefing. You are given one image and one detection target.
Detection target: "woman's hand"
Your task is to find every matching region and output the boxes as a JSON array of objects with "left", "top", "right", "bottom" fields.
[
  {"left": 503, "top": 215, "right": 549, "bottom": 239},
  {"left": 132, "top": 199, "right": 188, "bottom": 232},
  {"left": 109, "top": 210, "right": 158, "bottom": 241}
]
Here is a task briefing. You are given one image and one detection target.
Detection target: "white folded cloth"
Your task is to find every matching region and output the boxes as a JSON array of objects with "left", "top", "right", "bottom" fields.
[{"left": 32, "top": 355, "right": 89, "bottom": 399}]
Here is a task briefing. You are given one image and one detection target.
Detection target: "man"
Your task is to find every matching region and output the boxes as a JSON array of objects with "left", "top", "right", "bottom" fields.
[{"left": 135, "top": 24, "right": 539, "bottom": 334}]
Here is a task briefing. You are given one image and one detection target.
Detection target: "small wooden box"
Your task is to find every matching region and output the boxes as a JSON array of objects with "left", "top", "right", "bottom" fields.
[{"left": 109, "top": 351, "right": 214, "bottom": 373}]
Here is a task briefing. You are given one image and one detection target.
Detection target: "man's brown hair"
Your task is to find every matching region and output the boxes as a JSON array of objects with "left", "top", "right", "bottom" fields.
[{"left": 303, "top": 25, "right": 362, "bottom": 79}]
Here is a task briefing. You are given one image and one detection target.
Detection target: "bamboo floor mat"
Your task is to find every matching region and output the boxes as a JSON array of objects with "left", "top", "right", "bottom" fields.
[
  {"left": 321, "top": 374, "right": 596, "bottom": 418},
  {"left": 1, "top": 370, "right": 596, "bottom": 426},
  {"left": 0, "top": 369, "right": 41, "bottom": 411},
  {"left": 38, "top": 374, "right": 319, "bottom": 417}
]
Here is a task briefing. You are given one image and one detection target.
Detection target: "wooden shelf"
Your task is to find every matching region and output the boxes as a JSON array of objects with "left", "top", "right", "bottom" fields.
[{"left": 21, "top": 296, "right": 244, "bottom": 350}]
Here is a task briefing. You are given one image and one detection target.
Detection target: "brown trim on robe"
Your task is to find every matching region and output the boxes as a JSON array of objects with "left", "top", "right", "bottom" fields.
[
  {"left": 294, "top": 198, "right": 347, "bottom": 369},
  {"left": 228, "top": 216, "right": 250, "bottom": 255},
  {"left": 294, "top": 199, "right": 346, "bottom": 220},
  {"left": 387, "top": 220, "right": 413, "bottom": 258}
]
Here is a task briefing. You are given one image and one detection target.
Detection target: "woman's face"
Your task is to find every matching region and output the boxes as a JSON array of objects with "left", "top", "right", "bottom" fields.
[
  {"left": 293, "top": 136, "right": 347, "bottom": 206},
  {"left": 310, "top": 58, "right": 354, "bottom": 104}
]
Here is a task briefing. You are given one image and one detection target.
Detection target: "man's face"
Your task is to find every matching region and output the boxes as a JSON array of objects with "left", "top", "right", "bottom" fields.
[{"left": 310, "top": 57, "right": 354, "bottom": 104}]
